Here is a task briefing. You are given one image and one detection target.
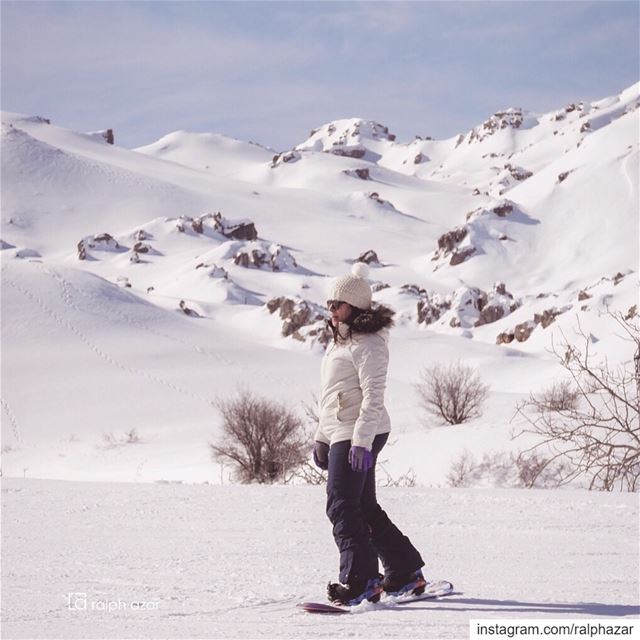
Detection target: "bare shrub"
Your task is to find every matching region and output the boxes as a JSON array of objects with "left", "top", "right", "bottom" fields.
[
  {"left": 100, "top": 428, "right": 142, "bottom": 449},
  {"left": 377, "top": 461, "right": 417, "bottom": 487},
  {"left": 293, "top": 461, "right": 326, "bottom": 485},
  {"left": 447, "top": 450, "right": 476, "bottom": 487},
  {"left": 210, "top": 390, "right": 309, "bottom": 484},
  {"left": 515, "top": 310, "right": 640, "bottom": 492},
  {"left": 417, "top": 361, "right": 489, "bottom": 425}
]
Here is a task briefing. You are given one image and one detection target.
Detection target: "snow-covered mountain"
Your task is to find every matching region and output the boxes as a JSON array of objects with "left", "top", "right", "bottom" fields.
[{"left": 1, "top": 83, "right": 638, "bottom": 485}]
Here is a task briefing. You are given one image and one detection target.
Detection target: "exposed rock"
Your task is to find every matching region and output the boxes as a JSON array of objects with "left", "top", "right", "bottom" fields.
[
  {"left": 503, "top": 163, "right": 532, "bottom": 181},
  {"left": 449, "top": 246, "right": 476, "bottom": 266},
  {"left": 134, "top": 229, "right": 150, "bottom": 241},
  {"left": 625, "top": 304, "right": 637, "bottom": 320},
  {"left": 132, "top": 242, "right": 151, "bottom": 254},
  {"left": 437, "top": 226, "right": 468, "bottom": 254},
  {"left": 565, "top": 102, "right": 584, "bottom": 113},
  {"left": 342, "top": 168, "right": 371, "bottom": 180},
  {"left": 91, "top": 233, "right": 119, "bottom": 248},
  {"left": 514, "top": 320, "right": 536, "bottom": 342},
  {"left": 78, "top": 233, "right": 124, "bottom": 258},
  {"left": 271, "top": 150, "right": 300, "bottom": 168},
  {"left": 330, "top": 145, "right": 366, "bottom": 159},
  {"left": 492, "top": 202, "right": 515, "bottom": 217},
  {"left": 356, "top": 249, "right": 380, "bottom": 265},
  {"left": 612, "top": 272, "right": 625, "bottom": 286},
  {"left": 179, "top": 300, "right": 201, "bottom": 317},
  {"left": 496, "top": 331, "right": 515, "bottom": 345},
  {"left": 498, "top": 305, "right": 570, "bottom": 345},
  {"left": 233, "top": 242, "right": 298, "bottom": 272},
  {"left": 103, "top": 129, "right": 114, "bottom": 144},
  {"left": 414, "top": 153, "right": 425, "bottom": 164},
  {"left": 534, "top": 308, "right": 563, "bottom": 329},
  {"left": 213, "top": 212, "right": 258, "bottom": 241},
  {"left": 472, "top": 188, "right": 481, "bottom": 196},
  {"left": 266, "top": 297, "right": 331, "bottom": 346},
  {"left": 371, "top": 281, "right": 390, "bottom": 293},
  {"left": 578, "top": 290, "right": 591, "bottom": 301},
  {"left": 580, "top": 121, "right": 591, "bottom": 133},
  {"left": 417, "top": 292, "right": 451, "bottom": 325},
  {"left": 468, "top": 108, "right": 524, "bottom": 144},
  {"left": 466, "top": 199, "right": 516, "bottom": 221},
  {"left": 557, "top": 171, "right": 571, "bottom": 183}
]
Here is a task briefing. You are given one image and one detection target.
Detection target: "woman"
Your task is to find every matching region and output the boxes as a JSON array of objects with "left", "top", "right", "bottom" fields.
[{"left": 313, "top": 263, "right": 426, "bottom": 606}]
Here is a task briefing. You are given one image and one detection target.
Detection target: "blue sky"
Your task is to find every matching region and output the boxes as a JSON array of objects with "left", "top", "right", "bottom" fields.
[{"left": 2, "top": 1, "right": 638, "bottom": 150}]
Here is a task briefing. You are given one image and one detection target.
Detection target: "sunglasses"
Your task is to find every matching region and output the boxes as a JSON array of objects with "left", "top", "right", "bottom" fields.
[{"left": 327, "top": 300, "right": 346, "bottom": 311}]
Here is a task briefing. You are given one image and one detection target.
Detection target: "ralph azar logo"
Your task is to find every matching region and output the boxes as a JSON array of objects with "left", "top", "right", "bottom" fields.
[{"left": 67, "top": 593, "right": 160, "bottom": 612}]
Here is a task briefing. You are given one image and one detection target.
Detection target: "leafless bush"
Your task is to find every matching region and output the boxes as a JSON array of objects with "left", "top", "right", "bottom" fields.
[
  {"left": 293, "top": 461, "right": 326, "bottom": 485},
  {"left": 446, "top": 449, "right": 569, "bottom": 489},
  {"left": 515, "top": 310, "right": 640, "bottom": 492},
  {"left": 447, "top": 450, "right": 476, "bottom": 487},
  {"left": 377, "top": 461, "right": 417, "bottom": 487},
  {"left": 100, "top": 428, "right": 141, "bottom": 449},
  {"left": 417, "top": 361, "right": 489, "bottom": 425},
  {"left": 210, "top": 389, "right": 309, "bottom": 484}
]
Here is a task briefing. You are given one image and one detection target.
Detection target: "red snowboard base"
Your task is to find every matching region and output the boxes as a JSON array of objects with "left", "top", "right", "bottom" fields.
[
  {"left": 298, "top": 580, "right": 455, "bottom": 614},
  {"left": 297, "top": 601, "right": 349, "bottom": 614}
]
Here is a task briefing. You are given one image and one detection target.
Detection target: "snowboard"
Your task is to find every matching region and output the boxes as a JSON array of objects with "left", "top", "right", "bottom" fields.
[{"left": 298, "top": 579, "right": 455, "bottom": 614}]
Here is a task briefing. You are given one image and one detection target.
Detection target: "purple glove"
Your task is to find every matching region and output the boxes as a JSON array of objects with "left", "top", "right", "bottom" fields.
[{"left": 348, "top": 446, "right": 374, "bottom": 472}]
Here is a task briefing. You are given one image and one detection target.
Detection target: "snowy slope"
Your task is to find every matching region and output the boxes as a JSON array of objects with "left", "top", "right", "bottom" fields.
[
  {"left": 2, "top": 479, "right": 638, "bottom": 639},
  {"left": 1, "top": 84, "right": 638, "bottom": 486}
]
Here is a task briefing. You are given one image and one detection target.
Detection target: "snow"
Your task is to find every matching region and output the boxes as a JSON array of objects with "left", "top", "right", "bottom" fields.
[
  {"left": 2, "top": 478, "right": 638, "bottom": 638},
  {"left": 1, "top": 80, "right": 639, "bottom": 638},
  {"left": 1, "top": 83, "right": 638, "bottom": 487}
]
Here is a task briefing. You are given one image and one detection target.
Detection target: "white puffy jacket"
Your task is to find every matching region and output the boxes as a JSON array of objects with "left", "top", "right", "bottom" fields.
[{"left": 314, "top": 325, "right": 391, "bottom": 451}]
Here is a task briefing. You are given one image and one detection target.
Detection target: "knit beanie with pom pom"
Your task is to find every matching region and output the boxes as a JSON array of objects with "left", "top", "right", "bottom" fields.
[{"left": 328, "top": 262, "right": 372, "bottom": 310}]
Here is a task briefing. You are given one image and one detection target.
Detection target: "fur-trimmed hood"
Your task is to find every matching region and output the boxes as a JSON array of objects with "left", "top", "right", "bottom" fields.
[{"left": 350, "top": 303, "right": 395, "bottom": 334}]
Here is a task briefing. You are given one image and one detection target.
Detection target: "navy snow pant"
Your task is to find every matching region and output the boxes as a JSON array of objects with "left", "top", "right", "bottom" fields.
[{"left": 326, "top": 432, "right": 424, "bottom": 586}]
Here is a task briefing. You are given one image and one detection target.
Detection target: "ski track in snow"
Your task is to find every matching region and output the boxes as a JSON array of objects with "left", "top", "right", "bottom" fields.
[
  {"left": 2, "top": 479, "right": 638, "bottom": 639},
  {"left": 2, "top": 268, "right": 217, "bottom": 407},
  {"left": 40, "top": 263, "right": 235, "bottom": 367}
]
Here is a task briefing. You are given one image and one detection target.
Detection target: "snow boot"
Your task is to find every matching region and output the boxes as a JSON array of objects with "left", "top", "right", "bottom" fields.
[
  {"left": 382, "top": 568, "right": 427, "bottom": 597},
  {"left": 326, "top": 576, "right": 383, "bottom": 606}
]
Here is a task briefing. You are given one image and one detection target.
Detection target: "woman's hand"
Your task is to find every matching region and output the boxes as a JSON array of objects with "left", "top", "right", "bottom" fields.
[
  {"left": 313, "top": 441, "right": 330, "bottom": 470},
  {"left": 348, "top": 446, "right": 373, "bottom": 472}
]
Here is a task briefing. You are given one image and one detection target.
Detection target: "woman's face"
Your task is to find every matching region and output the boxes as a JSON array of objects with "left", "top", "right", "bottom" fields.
[{"left": 328, "top": 300, "right": 352, "bottom": 325}]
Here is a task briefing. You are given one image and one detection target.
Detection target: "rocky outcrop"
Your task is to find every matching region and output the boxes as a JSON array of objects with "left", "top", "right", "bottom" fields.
[
  {"left": 475, "top": 282, "right": 520, "bottom": 327},
  {"left": 466, "top": 200, "right": 516, "bottom": 222},
  {"left": 330, "top": 145, "right": 366, "bottom": 159},
  {"left": 174, "top": 212, "right": 258, "bottom": 241},
  {"left": 466, "top": 108, "right": 525, "bottom": 144},
  {"left": 432, "top": 226, "right": 475, "bottom": 266},
  {"left": 212, "top": 213, "right": 257, "bottom": 241},
  {"left": 343, "top": 168, "right": 371, "bottom": 180},
  {"left": 266, "top": 297, "right": 331, "bottom": 346},
  {"left": 271, "top": 150, "right": 300, "bottom": 167},
  {"left": 356, "top": 249, "right": 380, "bottom": 265},
  {"left": 496, "top": 305, "right": 570, "bottom": 345},
  {"left": 195, "top": 262, "right": 228, "bottom": 280},
  {"left": 233, "top": 242, "right": 298, "bottom": 272},
  {"left": 78, "top": 233, "right": 124, "bottom": 259},
  {"left": 179, "top": 300, "right": 201, "bottom": 317}
]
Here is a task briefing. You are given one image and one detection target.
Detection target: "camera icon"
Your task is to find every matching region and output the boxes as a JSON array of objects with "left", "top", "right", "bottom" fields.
[{"left": 67, "top": 593, "right": 88, "bottom": 610}]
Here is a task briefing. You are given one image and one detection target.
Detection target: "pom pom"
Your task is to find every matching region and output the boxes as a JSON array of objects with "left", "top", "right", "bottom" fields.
[{"left": 351, "top": 262, "right": 370, "bottom": 279}]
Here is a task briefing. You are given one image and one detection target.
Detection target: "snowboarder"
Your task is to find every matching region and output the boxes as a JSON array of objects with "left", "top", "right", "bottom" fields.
[{"left": 313, "top": 262, "right": 426, "bottom": 606}]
